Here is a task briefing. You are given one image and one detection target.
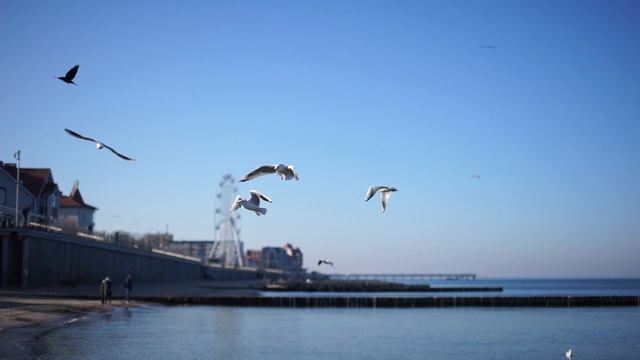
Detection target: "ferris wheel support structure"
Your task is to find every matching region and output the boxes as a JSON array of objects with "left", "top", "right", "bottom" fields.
[{"left": 208, "top": 174, "right": 244, "bottom": 267}]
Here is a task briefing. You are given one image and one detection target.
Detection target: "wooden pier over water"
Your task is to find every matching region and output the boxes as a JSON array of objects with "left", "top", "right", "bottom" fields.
[{"left": 329, "top": 273, "right": 477, "bottom": 282}]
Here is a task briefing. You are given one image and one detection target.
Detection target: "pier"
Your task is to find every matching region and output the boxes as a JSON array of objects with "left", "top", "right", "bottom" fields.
[{"left": 330, "top": 273, "right": 477, "bottom": 282}]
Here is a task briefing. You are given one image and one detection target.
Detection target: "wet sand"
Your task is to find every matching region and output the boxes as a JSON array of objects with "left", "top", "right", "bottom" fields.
[
  {"left": 0, "top": 296, "right": 119, "bottom": 332},
  {"left": 0, "top": 279, "right": 260, "bottom": 332}
]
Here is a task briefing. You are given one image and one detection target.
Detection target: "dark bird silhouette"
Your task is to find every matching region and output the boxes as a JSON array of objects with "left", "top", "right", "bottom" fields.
[
  {"left": 57, "top": 65, "right": 79, "bottom": 85},
  {"left": 317, "top": 259, "right": 334, "bottom": 267},
  {"left": 64, "top": 128, "right": 135, "bottom": 161}
]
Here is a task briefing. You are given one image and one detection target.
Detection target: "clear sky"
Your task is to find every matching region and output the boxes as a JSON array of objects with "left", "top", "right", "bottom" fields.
[{"left": 1, "top": 1, "right": 639, "bottom": 277}]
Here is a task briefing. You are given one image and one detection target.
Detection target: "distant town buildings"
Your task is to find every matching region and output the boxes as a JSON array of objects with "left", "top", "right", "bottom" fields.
[
  {"left": 252, "top": 243, "right": 303, "bottom": 272},
  {"left": 245, "top": 249, "right": 262, "bottom": 268},
  {"left": 162, "top": 240, "right": 304, "bottom": 272}
]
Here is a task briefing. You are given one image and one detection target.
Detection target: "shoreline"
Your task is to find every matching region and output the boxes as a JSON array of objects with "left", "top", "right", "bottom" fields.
[
  {"left": 0, "top": 297, "right": 142, "bottom": 360},
  {"left": 0, "top": 296, "right": 132, "bottom": 332}
]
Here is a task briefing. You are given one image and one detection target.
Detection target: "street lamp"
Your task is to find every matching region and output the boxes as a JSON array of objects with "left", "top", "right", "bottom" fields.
[{"left": 13, "top": 150, "right": 20, "bottom": 228}]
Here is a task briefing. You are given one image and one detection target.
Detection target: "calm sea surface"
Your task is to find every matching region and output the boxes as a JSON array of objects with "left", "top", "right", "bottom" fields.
[
  {"left": 13, "top": 305, "right": 640, "bottom": 360},
  {"left": 4, "top": 279, "right": 640, "bottom": 360}
]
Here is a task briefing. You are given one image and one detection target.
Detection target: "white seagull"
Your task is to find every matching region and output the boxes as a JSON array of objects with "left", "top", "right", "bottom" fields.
[
  {"left": 64, "top": 128, "right": 135, "bottom": 161},
  {"left": 230, "top": 190, "right": 272, "bottom": 216},
  {"left": 239, "top": 164, "right": 299, "bottom": 182},
  {"left": 365, "top": 185, "right": 398, "bottom": 213},
  {"left": 565, "top": 349, "right": 572, "bottom": 359},
  {"left": 317, "top": 259, "right": 334, "bottom": 267}
]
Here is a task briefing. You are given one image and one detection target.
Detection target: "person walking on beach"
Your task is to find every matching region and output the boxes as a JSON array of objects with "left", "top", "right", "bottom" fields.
[
  {"left": 105, "top": 276, "right": 113, "bottom": 304},
  {"left": 124, "top": 274, "right": 133, "bottom": 303},
  {"left": 100, "top": 277, "right": 107, "bottom": 305}
]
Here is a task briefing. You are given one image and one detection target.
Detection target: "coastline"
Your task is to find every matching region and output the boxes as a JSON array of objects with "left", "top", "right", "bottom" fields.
[
  {"left": 0, "top": 296, "right": 133, "bottom": 360},
  {"left": 0, "top": 296, "right": 126, "bottom": 332}
]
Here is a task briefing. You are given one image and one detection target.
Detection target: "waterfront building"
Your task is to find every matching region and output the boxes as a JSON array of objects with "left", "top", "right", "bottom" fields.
[
  {"left": 59, "top": 181, "right": 97, "bottom": 233},
  {"left": 261, "top": 243, "right": 303, "bottom": 272},
  {"left": 245, "top": 249, "right": 262, "bottom": 268},
  {"left": 0, "top": 161, "right": 61, "bottom": 227}
]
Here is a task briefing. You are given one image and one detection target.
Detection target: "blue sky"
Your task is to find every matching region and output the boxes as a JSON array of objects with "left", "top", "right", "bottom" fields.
[{"left": 1, "top": 1, "right": 639, "bottom": 277}]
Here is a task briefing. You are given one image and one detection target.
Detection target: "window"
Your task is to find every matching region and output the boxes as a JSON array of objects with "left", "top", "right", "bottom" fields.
[{"left": 0, "top": 187, "right": 6, "bottom": 205}]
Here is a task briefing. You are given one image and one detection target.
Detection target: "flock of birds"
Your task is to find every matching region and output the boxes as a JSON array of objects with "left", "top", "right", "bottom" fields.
[
  {"left": 57, "top": 62, "right": 577, "bottom": 360},
  {"left": 56, "top": 64, "right": 398, "bottom": 270}
]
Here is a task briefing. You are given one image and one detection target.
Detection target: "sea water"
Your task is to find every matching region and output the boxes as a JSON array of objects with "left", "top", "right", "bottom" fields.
[{"left": 13, "top": 305, "right": 640, "bottom": 360}]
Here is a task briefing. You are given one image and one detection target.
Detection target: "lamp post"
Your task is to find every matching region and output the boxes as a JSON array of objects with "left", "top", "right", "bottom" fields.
[{"left": 13, "top": 150, "right": 20, "bottom": 228}]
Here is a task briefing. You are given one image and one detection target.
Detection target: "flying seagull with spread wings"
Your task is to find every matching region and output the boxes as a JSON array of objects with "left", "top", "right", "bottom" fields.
[
  {"left": 230, "top": 190, "right": 272, "bottom": 216},
  {"left": 565, "top": 349, "right": 572, "bottom": 359},
  {"left": 317, "top": 259, "right": 334, "bottom": 267},
  {"left": 64, "top": 128, "right": 135, "bottom": 161},
  {"left": 239, "top": 164, "right": 299, "bottom": 182},
  {"left": 366, "top": 185, "right": 398, "bottom": 213},
  {"left": 57, "top": 65, "right": 79, "bottom": 85}
]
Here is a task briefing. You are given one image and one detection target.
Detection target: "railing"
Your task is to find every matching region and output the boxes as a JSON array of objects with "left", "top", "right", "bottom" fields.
[{"left": 152, "top": 248, "right": 202, "bottom": 262}]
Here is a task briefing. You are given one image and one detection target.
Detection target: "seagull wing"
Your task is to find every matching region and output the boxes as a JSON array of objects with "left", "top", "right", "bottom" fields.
[
  {"left": 249, "top": 190, "right": 272, "bottom": 205},
  {"left": 65, "top": 128, "right": 97, "bottom": 143},
  {"left": 365, "top": 186, "right": 386, "bottom": 201},
  {"left": 240, "top": 165, "right": 276, "bottom": 182},
  {"left": 229, "top": 196, "right": 243, "bottom": 212},
  {"left": 380, "top": 191, "right": 392, "bottom": 212},
  {"left": 103, "top": 144, "right": 135, "bottom": 161},
  {"left": 285, "top": 165, "right": 299, "bottom": 180},
  {"left": 65, "top": 65, "right": 79, "bottom": 80}
]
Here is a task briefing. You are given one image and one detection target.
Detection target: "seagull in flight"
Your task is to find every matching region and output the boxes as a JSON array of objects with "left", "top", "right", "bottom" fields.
[
  {"left": 230, "top": 190, "right": 272, "bottom": 216},
  {"left": 64, "top": 128, "right": 135, "bottom": 161},
  {"left": 239, "top": 164, "right": 299, "bottom": 182},
  {"left": 317, "top": 259, "right": 334, "bottom": 267},
  {"left": 365, "top": 186, "right": 398, "bottom": 213},
  {"left": 57, "top": 65, "right": 80, "bottom": 85},
  {"left": 472, "top": 174, "right": 481, "bottom": 179},
  {"left": 565, "top": 349, "right": 572, "bottom": 359}
]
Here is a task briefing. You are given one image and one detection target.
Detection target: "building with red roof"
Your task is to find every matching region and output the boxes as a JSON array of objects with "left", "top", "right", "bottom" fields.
[
  {"left": 0, "top": 161, "right": 60, "bottom": 226},
  {"left": 59, "top": 181, "right": 97, "bottom": 233}
]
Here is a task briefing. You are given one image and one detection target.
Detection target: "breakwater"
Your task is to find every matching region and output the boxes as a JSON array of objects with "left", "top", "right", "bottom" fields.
[{"left": 134, "top": 295, "right": 640, "bottom": 307}]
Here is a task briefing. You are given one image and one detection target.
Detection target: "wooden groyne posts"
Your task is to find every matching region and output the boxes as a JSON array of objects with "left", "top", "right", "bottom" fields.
[{"left": 135, "top": 296, "right": 640, "bottom": 308}]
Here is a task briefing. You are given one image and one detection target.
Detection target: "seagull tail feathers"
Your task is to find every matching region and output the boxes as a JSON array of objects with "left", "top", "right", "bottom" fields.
[{"left": 257, "top": 207, "right": 267, "bottom": 215}]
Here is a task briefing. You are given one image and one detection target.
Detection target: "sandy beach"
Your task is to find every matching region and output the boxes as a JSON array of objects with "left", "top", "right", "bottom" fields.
[{"left": 0, "top": 279, "right": 260, "bottom": 331}]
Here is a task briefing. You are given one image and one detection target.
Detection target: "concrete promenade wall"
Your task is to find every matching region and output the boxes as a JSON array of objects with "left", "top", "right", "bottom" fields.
[{"left": 0, "top": 229, "right": 260, "bottom": 287}]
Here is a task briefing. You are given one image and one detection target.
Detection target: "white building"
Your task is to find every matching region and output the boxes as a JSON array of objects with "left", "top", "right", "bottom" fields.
[{"left": 59, "top": 181, "right": 97, "bottom": 233}]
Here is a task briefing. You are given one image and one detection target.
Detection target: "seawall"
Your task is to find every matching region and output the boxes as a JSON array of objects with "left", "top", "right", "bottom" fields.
[{"left": 0, "top": 229, "right": 260, "bottom": 287}]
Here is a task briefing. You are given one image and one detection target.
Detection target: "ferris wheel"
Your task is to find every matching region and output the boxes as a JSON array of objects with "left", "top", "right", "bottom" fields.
[{"left": 208, "top": 174, "right": 244, "bottom": 267}]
